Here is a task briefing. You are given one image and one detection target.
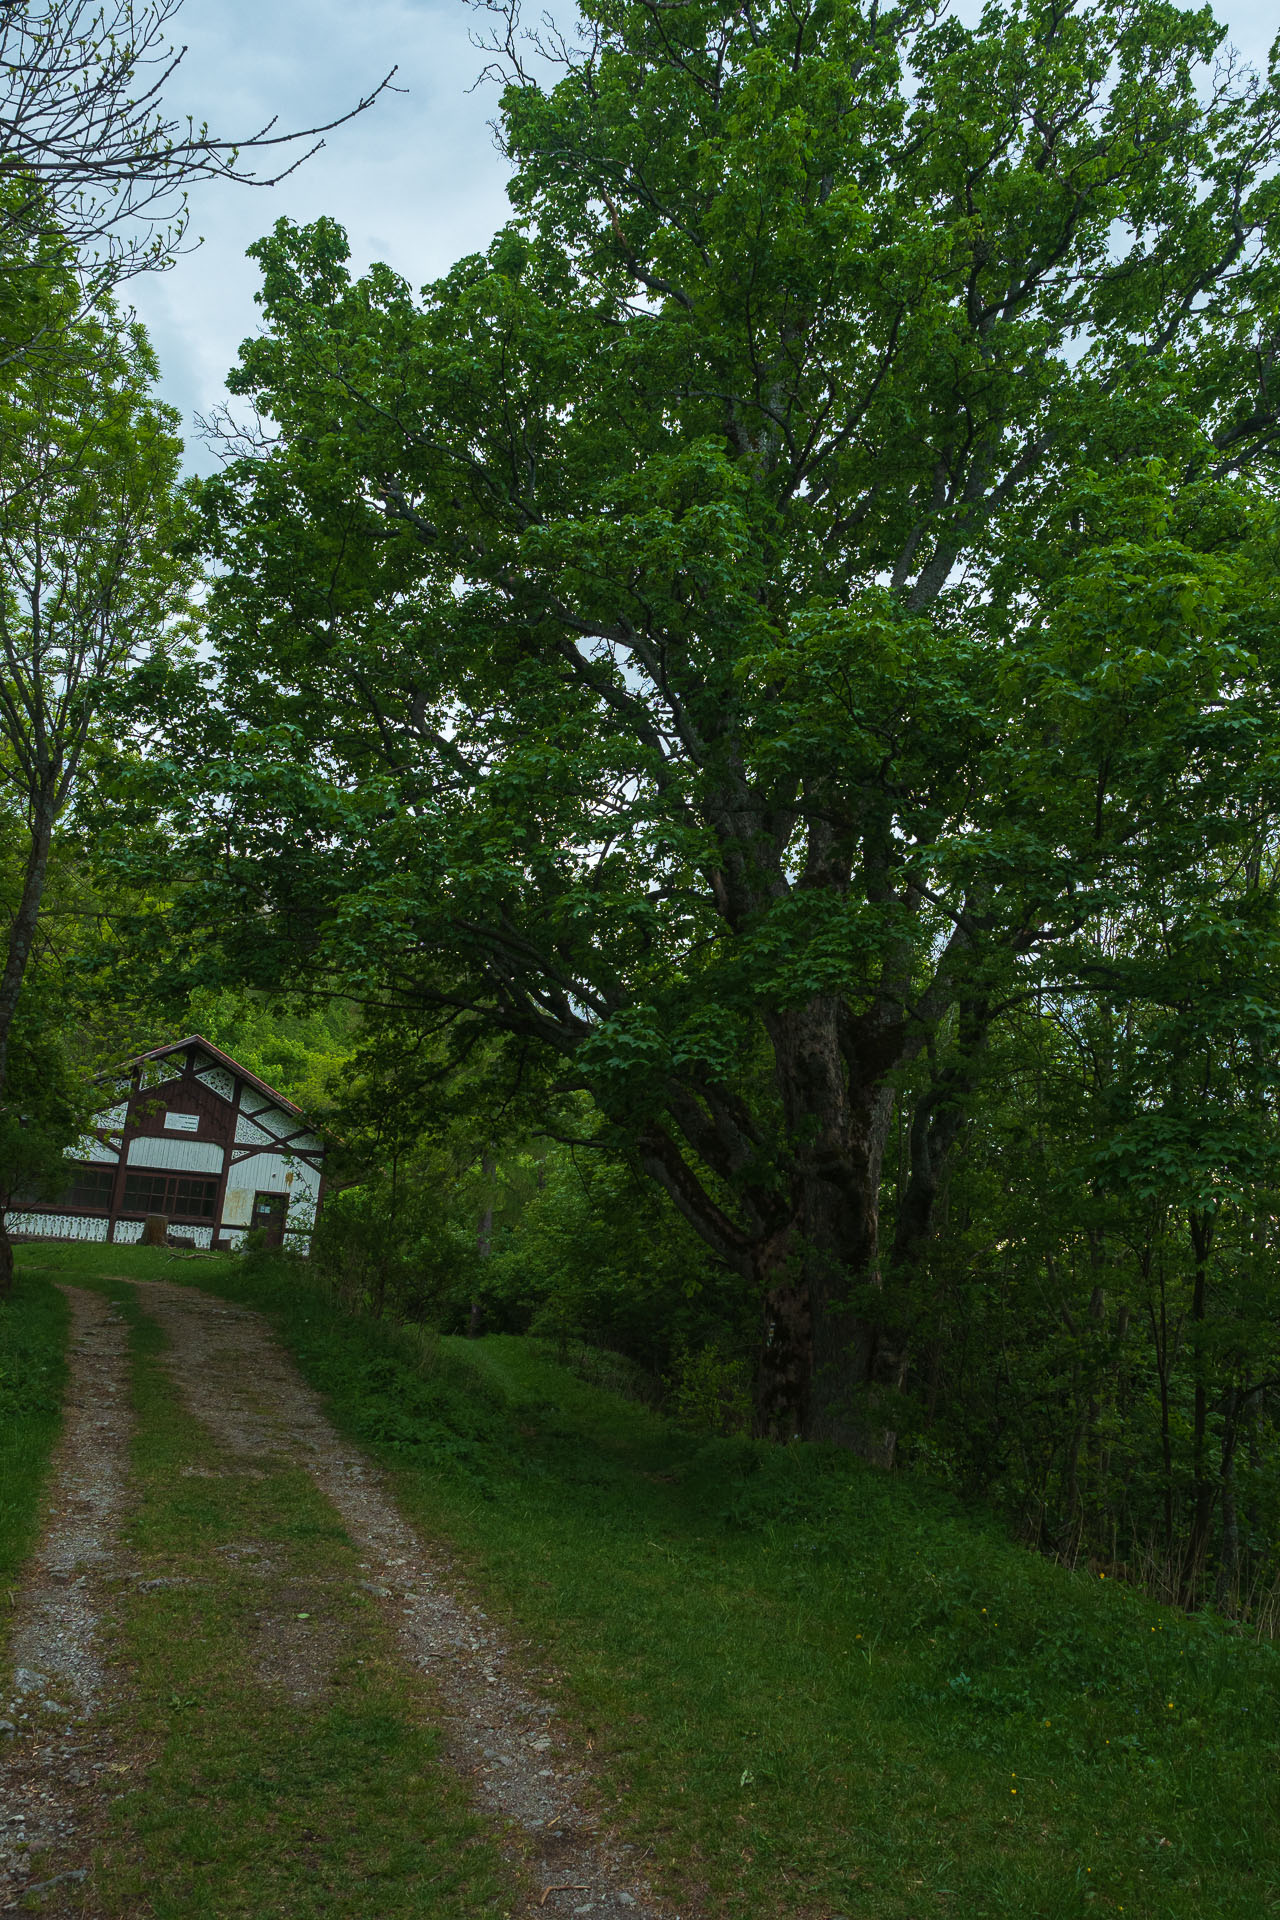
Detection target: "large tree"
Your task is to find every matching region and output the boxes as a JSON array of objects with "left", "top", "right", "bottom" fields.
[{"left": 182, "top": 0, "right": 1280, "bottom": 1445}]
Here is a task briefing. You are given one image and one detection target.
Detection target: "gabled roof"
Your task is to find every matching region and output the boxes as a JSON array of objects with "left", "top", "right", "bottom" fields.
[{"left": 125, "top": 1033, "right": 313, "bottom": 1126}]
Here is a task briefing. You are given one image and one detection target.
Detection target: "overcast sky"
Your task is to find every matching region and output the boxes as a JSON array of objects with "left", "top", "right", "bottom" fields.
[
  {"left": 128, "top": 0, "right": 513, "bottom": 470},
  {"left": 128, "top": 0, "right": 1279, "bottom": 474}
]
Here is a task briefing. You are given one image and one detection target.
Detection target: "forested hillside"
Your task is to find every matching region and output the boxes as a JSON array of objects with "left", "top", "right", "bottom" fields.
[{"left": 6, "top": 0, "right": 1280, "bottom": 1636}]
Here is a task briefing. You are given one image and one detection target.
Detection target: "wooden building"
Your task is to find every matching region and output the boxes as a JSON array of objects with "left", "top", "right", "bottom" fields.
[{"left": 6, "top": 1036, "right": 328, "bottom": 1252}]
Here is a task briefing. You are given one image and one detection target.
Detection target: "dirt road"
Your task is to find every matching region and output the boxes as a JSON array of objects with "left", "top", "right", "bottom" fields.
[{"left": 1, "top": 1278, "right": 673, "bottom": 1919}]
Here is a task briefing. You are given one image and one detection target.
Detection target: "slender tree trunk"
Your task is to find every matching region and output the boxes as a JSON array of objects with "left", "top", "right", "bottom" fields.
[
  {"left": 470, "top": 1150, "right": 495, "bottom": 1338},
  {"left": 371, "top": 1148, "right": 399, "bottom": 1321},
  {"left": 1097, "top": 1299, "right": 1129, "bottom": 1552},
  {"left": 0, "top": 773, "right": 57, "bottom": 1096},
  {"left": 1185, "top": 1207, "right": 1217, "bottom": 1602},
  {"left": 1144, "top": 1239, "right": 1176, "bottom": 1558},
  {"left": 1215, "top": 1387, "right": 1244, "bottom": 1611},
  {"left": 0, "top": 776, "right": 58, "bottom": 1299}
]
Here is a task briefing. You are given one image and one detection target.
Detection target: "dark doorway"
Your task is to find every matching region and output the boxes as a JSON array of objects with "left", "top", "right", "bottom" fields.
[{"left": 252, "top": 1191, "right": 287, "bottom": 1247}]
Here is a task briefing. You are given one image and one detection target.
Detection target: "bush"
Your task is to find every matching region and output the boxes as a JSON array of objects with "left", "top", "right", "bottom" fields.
[
  {"left": 310, "top": 1177, "right": 479, "bottom": 1325},
  {"left": 666, "top": 1341, "right": 752, "bottom": 1435},
  {"left": 481, "top": 1156, "right": 756, "bottom": 1378}
]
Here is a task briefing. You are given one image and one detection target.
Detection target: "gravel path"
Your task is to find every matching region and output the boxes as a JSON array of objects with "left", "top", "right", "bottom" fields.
[
  {"left": 132, "top": 1279, "right": 679, "bottom": 1920},
  {"left": 0, "top": 1287, "right": 134, "bottom": 1913}
]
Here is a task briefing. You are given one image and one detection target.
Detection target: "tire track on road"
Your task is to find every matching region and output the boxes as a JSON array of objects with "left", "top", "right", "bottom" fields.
[{"left": 1, "top": 1287, "right": 133, "bottom": 1914}]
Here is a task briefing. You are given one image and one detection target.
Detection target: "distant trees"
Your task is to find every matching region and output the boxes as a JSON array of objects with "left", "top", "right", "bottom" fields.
[{"left": 0, "top": 2, "right": 393, "bottom": 1278}]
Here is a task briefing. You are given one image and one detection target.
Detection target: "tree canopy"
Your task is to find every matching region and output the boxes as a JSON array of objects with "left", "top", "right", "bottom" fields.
[{"left": 158, "top": 0, "right": 1280, "bottom": 1451}]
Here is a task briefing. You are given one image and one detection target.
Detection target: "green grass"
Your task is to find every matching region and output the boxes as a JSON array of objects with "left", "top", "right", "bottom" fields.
[
  {"left": 17, "top": 1243, "right": 1280, "bottom": 1917},
  {"left": 47, "top": 1270, "right": 519, "bottom": 1919},
  {"left": 0, "top": 1265, "right": 68, "bottom": 1653}
]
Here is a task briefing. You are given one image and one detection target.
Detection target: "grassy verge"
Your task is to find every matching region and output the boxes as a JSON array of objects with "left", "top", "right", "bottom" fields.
[
  {"left": 19, "top": 1266, "right": 518, "bottom": 1919},
  {"left": 21, "top": 1244, "right": 1280, "bottom": 1918},
  {"left": 0, "top": 1265, "right": 68, "bottom": 1657}
]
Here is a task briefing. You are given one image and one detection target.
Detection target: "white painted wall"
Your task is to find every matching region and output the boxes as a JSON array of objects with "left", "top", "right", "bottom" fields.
[
  {"left": 222, "top": 1187, "right": 253, "bottom": 1227},
  {"left": 222, "top": 1151, "right": 320, "bottom": 1206},
  {"left": 126, "top": 1137, "right": 226, "bottom": 1174},
  {"left": 221, "top": 1151, "right": 320, "bottom": 1259}
]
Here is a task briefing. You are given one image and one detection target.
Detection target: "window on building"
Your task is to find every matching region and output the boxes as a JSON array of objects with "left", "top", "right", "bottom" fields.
[
  {"left": 12, "top": 1166, "right": 115, "bottom": 1211},
  {"left": 121, "top": 1172, "right": 218, "bottom": 1219},
  {"left": 63, "top": 1166, "right": 115, "bottom": 1210}
]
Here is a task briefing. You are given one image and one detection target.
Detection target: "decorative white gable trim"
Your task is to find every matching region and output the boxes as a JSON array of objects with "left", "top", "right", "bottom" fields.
[
  {"left": 71, "top": 1136, "right": 119, "bottom": 1165},
  {"left": 138, "top": 1060, "right": 183, "bottom": 1091},
  {"left": 196, "top": 1065, "right": 236, "bottom": 1102}
]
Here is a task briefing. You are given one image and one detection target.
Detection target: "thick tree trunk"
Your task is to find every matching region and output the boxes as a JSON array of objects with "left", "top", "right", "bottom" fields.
[
  {"left": 0, "top": 774, "right": 57, "bottom": 1096},
  {"left": 642, "top": 976, "right": 974, "bottom": 1459},
  {"left": 753, "top": 996, "right": 897, "bottom": 1454},
  {"left": 891, "top": 1005, "right": 988, "bottom": 1276}
]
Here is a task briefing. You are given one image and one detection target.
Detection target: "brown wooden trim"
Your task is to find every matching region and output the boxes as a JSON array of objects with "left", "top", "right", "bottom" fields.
[
  {"left": 93, "top": 1043, "right": 328, "bottom": 1247},
  {"left": 106, "top": 1064, "right": 140, "bottom": 1243},
  {"left": 114, "top": 1211, "right": 219, "bottom": 1226},
  {"left": 209, "top": 1062, "right": 238, "bottom": 1242},
  {"left": 227, "top": 1145, "right": 322, "bottom": 1170},
  {"left": 129, "top": 1033, "right": 309, "bottom": 1122}
]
